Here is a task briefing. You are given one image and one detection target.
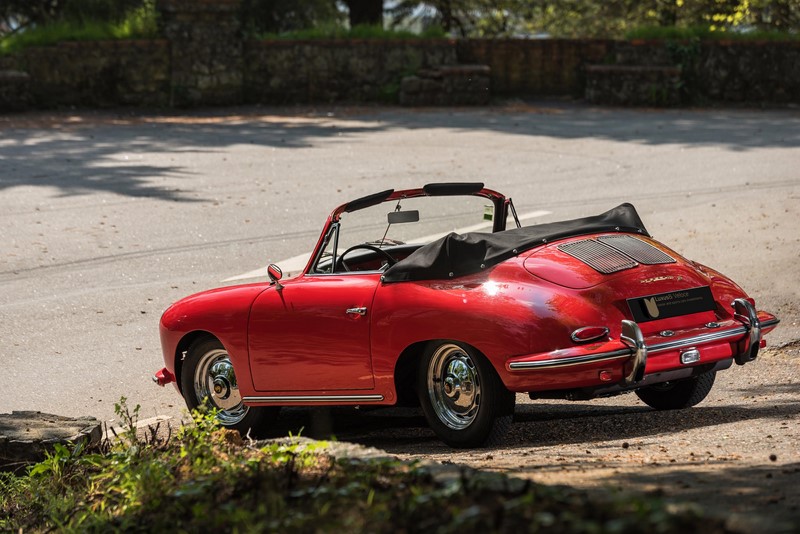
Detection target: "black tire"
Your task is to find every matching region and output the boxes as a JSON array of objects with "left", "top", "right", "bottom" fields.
[
  {"left": 181, "top": 337, "right": 278, "bottom": 437},
  {"left": 417, "top": 341, "right": 515, "bottom": 448},
  {"left": 635, "top": 371, "right": 716, "bottom": 410}
]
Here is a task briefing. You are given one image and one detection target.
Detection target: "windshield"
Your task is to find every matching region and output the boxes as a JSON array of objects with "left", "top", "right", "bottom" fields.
[{"left": 311, "top": 195, "right": 507, "bottom": 274}]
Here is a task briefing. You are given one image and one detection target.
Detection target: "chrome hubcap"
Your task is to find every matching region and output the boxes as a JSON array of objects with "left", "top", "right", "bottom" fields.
[
  {"left": 427, "top": 344, "right": 481, "bottom": 430},
  {"left": 193, "top": 348, "right": 248, "bottom": 425}
]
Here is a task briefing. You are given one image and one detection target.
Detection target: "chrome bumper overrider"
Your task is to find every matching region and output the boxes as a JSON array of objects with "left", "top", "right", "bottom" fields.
[{"left": 508, "top": 298, "right": 779, "bottom": 383}]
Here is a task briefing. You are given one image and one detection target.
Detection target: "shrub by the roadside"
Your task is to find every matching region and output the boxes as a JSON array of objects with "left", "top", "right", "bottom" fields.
[{"left": 0, "top": 398, "right": 733, "bottom": 533}]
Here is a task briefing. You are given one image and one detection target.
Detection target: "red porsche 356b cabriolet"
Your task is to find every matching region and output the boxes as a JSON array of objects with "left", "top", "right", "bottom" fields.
[{"left": 155, "top": 183, "right": 778, "bottom": 447}]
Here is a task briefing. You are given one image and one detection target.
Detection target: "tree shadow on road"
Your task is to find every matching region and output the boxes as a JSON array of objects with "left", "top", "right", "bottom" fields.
[
  {"left": 259, "top": 394, "right": 800, "bottom": 454},
  {"left": 0, "top": 111, "right": 380, "bottom": 201},
  {"left": 263, "top": 389, "right": 800, "bottom": 532},
  {"left": 2, "top": 104, "right": 798, "bottom": 201}
]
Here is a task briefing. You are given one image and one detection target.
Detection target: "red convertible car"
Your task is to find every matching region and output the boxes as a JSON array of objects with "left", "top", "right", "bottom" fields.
[{"left": 155, "top": 183, "right": 778, "bottom": 447}]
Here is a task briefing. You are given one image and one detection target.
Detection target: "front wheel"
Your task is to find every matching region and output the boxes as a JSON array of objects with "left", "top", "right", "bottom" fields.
[
  {"left": 181, "top": 337, "right": 277, "bottom": 436},
  {"left": 418, "top": 341, "right": 515, "bottom": 448},
  {"left": 635, "top": 371, "right": 716, "bottom": 410}
]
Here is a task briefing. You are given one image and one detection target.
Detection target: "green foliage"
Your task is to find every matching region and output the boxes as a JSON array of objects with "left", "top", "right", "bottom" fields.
[
  {"left": 241, "top": 0, "right": 343, "bottom": 36},
  {"left": 0, "top": 0, "right": 157, "bottom": 54},
  {"left": 1, "top": 0, "right": 152, "bottom": 36},
  {"left": 1, "top": 398, "right": 730, "bottom": 533},
  {"left": 389, "top": 0, "right": 800, "bottom": 38},
  {"left": 60, "top": 0, "right": 153, "bottom": 26},
  {"left": 260, "top": 23, "right": 445, "bottom": 40},
  {"left": 626, "top": 24, "right": 800, "bottom": 40},
  {"left": 379, "top": 81, "right": 401, "bottom": 103}
]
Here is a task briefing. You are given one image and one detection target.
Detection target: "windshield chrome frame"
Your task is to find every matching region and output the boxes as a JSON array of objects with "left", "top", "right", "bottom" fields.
[{"left": 302, "top": 185, "right": 510, "bottom": 276}]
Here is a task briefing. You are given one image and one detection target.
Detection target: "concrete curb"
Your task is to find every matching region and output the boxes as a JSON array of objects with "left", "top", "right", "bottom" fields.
[{"left": 0, "top": 411, "right": 103, "bottom": 471}]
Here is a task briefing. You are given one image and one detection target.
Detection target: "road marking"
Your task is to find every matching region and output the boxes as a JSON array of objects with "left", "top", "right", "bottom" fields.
[{"left": 223, "top": 210, "right": 551, "bottom": 282}]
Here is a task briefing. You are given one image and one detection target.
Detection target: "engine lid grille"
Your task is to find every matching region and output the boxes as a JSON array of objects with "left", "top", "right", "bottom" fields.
[
  {"left": 597, "top": 235, "right": 676, "bottom": 265},
  {"left": 557, "top": 239, "right": 638, "bottom": 274},
  {"left": 557, "top": 235, "right": 676, "bottom": 274}
]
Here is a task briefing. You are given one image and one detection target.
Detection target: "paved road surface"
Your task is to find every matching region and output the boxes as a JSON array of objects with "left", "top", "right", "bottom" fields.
[
  {"left": 2, "top": 103, "right": 797, "bottom": 425},
  {"left": 2, "top": 103, "right": 799, "bottom": 528}
]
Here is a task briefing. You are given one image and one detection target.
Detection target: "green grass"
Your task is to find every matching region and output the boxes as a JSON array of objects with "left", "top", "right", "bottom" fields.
[
  {"left": 626, "top": 25, "right": 800, "bottom": 41},
  {"left": 0, "top": 3, "right": 158, "bottom": 55},
  {"left": 0, "top": 398, "right": 734, "bottom": 533},
  {"left": 260, "top": 23, "right": 446, "bottom": 41}
]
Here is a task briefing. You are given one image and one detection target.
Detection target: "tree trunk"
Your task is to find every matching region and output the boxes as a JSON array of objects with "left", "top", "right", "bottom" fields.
[{"left": 345, "top": 0, "right": 383, "bottom": 27}]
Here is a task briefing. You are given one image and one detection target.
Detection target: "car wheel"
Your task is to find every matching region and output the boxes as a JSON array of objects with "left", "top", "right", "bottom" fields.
[
  {"left": 418, "top": 341, "right": 515, "bottom": 448},
  {"left": 181, "top": 337, "right": 277, "bottom": 436},
  {"left": 635, "top": 371, "right": 716, "bottom": 410}
]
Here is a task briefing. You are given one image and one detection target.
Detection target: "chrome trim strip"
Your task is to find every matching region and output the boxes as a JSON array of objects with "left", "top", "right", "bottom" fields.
[
  {"left": 648, "top": 326, "right": 747, "bottom": 353},
  {"left": 243, "top": 394, "right": 384, "bottom": 403},
  {"left": 508, "top": 349, "right": 631, "bottom": 370},
  {"left": 761, "top": 317, "right": 780, "bottom": 328},
  {"left": 509, "top": 317, "right": 778, "bottom": 372}
]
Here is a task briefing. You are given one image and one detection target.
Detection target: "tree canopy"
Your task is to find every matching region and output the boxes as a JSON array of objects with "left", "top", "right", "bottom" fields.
[
  {"left": 2, "top": 0, "right": 798, "bottom": 39},
  {"left": 1, "top": 0, "right": 148, "bottom": 35},
  {"left": 388, "top": 0, "right": 800, "bottom": 37}
]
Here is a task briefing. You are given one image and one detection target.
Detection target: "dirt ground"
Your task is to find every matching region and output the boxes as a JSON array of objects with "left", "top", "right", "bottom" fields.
[{"left": 265, "top": 343, "right": 800, "bottom": 534}]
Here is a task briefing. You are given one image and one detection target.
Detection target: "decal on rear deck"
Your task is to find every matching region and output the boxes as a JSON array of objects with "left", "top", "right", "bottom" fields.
[{"left": 627, "top": 286, "right": 715, "bottom": 323}]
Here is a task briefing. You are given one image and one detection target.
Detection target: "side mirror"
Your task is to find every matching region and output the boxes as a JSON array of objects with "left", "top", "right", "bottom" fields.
[{"left": 267, "top": 264, "right": 283, "bottom": 289}]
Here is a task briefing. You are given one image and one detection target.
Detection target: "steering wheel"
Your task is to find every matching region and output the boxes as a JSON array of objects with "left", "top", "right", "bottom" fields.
[{"left": 335, "top": 244, "right": 398, "bottom": 272}]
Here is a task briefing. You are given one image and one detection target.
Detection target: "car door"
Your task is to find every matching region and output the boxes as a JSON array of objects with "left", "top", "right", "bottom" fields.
[{"left": 247, "top": 273, "right": 379, "bottom": 392}]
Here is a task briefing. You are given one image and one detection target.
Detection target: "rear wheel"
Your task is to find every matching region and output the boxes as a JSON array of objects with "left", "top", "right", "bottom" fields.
[
  {"left": 635, "top": 371, "right": 716, "bottom": 410},
  {"left": 418, "top": 341, "right": 515, "bottom": 448},
  {"left": 181, "top": 337, "right": 277, "bottom": 436}
]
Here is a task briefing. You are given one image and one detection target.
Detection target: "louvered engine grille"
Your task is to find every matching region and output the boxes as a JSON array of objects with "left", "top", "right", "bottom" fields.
[
  {"left": 597, "top": 235, "right": 676, "bottom": 265},
  {"left": 557, "top": 239, "right": 637, "bottom": 274}
]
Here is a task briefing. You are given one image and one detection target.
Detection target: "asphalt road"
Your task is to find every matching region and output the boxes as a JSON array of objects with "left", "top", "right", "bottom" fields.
[{"left": 1, "top": 102, "right": 798, "bottom": 450}]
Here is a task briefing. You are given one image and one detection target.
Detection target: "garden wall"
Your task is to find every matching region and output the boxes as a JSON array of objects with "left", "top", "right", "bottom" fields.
[
  {"left": 456, "top": 39, "right": 614, "bottom": 97},
  {"left": 10, "top": 40, "right": 170, "bottom": 108},
  {"left": 611, "top": 40, "right": 800, "bottom": 103},
  {"left": 244, "top": 39, "right": 457, "bottom": 104},
  {"left": 1, "top": 0, "right": 798, "bottom": 110}
]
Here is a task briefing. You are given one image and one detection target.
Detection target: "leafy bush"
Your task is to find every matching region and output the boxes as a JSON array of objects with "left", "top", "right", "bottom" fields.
[
  {"left": 0, "top": 1, "right": 157, "bottom": 55},
  {"left": 625, "top": 25, "right": 799, "bottom": 41},
  {"left": 1, "top": 397, "right": 731, "bottom": 533},
  {"left": 260, "top": 23, "right": 446, "bottom": 41}
]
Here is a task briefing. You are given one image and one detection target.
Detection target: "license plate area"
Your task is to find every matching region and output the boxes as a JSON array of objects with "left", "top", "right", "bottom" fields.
[{"left": 627, "top": 286, "right": 715, "bottom": 323}]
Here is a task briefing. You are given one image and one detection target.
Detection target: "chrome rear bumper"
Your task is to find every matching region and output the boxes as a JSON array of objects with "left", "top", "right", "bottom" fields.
[{"left": 508, "top": 298, "right": 779, "bottom": 382}]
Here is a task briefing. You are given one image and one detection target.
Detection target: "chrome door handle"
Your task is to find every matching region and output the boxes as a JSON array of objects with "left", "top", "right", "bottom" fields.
[{"left": 346, "top": 307, "right": 367, "bottom": 316}]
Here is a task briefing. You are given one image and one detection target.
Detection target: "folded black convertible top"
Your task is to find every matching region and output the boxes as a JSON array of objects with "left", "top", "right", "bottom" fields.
[{"left": 382, "top": 203, "right": 648, "bottom": 283}]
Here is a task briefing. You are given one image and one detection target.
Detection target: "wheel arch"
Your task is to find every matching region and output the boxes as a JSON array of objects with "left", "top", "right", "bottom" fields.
[
  {"left": 173, "top": 330, "right": 218, "bottom": 394},
  {"left": 393, "top": 340, "right": 429, "bottom": 406},
  {"left": 393, "top": 338, "right": 508, "bottom": 405}
]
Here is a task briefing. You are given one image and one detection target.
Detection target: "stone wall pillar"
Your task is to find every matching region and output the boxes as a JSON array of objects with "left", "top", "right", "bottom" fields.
[{"left": 157, "top": 0, "right": 243, "bottom": 106}]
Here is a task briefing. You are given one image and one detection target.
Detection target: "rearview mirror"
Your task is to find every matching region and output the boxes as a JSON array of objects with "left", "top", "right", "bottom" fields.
[{"left": 388, "top": 210, "right": 420, "bottom": 224}]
